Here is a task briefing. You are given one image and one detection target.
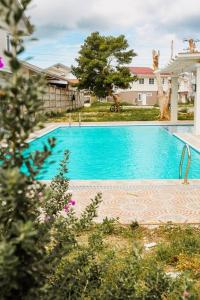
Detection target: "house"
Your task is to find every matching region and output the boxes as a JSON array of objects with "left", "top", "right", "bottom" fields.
[
  {"left": 44, "top": 63, "right": 71, "bottom": 79},
  {"left": 21, "top": 61, "right": 84, "bottom": 112},
  {"left": 44, "top": 63, "right": 79, "bottom": 90},
  {"left": 0, "top": 0, "right": 30, "bottom": 87},
  {"left": 0, "top": 28, "right": 12, "bottom": 82},
  {"left": 117, "top": 67, "right": 170, "bottom": 106}
]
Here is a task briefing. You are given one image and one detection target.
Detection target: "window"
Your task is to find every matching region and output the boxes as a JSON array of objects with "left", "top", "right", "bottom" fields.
[
  {"left": 162, "top": 78, "right": 165, "bottom": 84},
  {"left": 6, "top": 34, "right": 11, "bottom": 52},
  {"left": 149, "top": 78, "right": 154, "bottom": 85},
  {"left": 139, "top": 78, "right": 144, "bottom": 84}
]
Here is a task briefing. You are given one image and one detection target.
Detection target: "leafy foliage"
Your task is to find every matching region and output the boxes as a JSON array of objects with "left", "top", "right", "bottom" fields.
[
  {"left": 72, "top": 32, "right": 137, "bottom": 98},
  {"left": 0, "top": 1, "right": 103, "bottom": 299},
  {"left": 0, "top": 1, "right": 199, "bottom": 300}
]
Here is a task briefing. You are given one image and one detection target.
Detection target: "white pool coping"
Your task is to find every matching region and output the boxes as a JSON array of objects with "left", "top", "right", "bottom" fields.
[
  {"left": 40, "top": 179, "right": 200, "bottom": 188},
  {"left": 174, "top": 132, "right": 200, "bottom": 153}
]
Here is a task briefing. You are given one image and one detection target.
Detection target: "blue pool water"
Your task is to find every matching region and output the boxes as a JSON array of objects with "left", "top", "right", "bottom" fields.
[{"left": 25, "top": 126, "right": 200, "bottom": 180}]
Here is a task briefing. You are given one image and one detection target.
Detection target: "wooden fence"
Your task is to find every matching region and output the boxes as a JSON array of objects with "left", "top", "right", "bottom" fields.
[{"left": 40, "top": 86, "right": 85, "bottom": 112}]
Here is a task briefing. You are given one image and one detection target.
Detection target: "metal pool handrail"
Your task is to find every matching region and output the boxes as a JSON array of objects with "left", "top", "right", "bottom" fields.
[
  {"left": 179, "top": 143, "right": 191, "bottom": 185},
  {"left": 78, "top": 112, "right": 82, "bottom": 126},
  {"left": 68, "top": 113, "right": 72, "bottom": 127}
]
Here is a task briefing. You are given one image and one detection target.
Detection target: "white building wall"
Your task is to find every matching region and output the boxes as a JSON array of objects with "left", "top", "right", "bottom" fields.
[
  {"left": 0, "top": 28, "right": 11, "bottom": 73},
  {"left": 131, "top": 77, "right": 169, "bottom": 92},
  {"left": 0, "top": 15, "right": 27, "bottom": 86},
  {"left": 117, "top": 76, "right": 169, "bottom": 93}
]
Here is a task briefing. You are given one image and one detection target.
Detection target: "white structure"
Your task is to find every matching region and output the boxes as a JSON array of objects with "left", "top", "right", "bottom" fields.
[
  {"left": 178, "top": 72, "right": 194, "bottom": 103},
  {"left": 0, "top": 1, "right": 30, "bottom": 86},
  {"left": 161, "top": 52, "right": 200, "bottom": 135},
  {"left": 0, "top": 27, "right": 12, "bottom": 85},
  {"left": 0, "top": 29, "right": 11, "bottom": 73},
  {"left": 45, "top": 63, "right": 78, "bottom": 90}
]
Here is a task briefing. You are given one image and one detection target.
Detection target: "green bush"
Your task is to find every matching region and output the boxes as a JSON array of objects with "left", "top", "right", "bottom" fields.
[
  {"left": 100, "top": 217, "right": 119, "bottom": 235},
  {"left": 0, "top": 1, "right": 199, "bottom": 299}
]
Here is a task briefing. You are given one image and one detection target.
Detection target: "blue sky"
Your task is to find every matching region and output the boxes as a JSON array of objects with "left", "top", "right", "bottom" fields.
[{"left": 23, "top": 0, "right": 200, "bottom": 70}]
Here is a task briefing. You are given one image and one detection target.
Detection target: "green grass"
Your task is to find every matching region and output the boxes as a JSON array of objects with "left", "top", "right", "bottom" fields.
[
  {"left": 44, "top": 101, "right": 194, "bottom": 122},
  {"left": 178, "top": 112, "right": 194, "bottom": 120},
  {"left": 76, "top": 223, "right": 200, "bottom": 297},
  {"left": 45, "top": 102, "right": 160, "bottom": 122}
]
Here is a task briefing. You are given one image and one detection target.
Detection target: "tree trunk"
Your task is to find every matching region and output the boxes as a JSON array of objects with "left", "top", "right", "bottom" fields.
[
  {"left": 159, "top": 94, "right": 170, "bottom": 120},
  {"left": 155, "top": 72, "right": 171, "bottom": 120},
  {"left": 113, "top": 94, "right": 119, "bottom": 105}
]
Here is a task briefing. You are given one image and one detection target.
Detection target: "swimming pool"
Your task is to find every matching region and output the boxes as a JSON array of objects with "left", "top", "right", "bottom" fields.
[{"left": 25, "top": 126, "right": 200, "bottom": 180}]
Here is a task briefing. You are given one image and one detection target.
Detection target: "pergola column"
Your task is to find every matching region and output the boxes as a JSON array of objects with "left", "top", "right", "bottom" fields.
[
  {"left": 194, "top": 64, "right": 200, "bottom": 135},
  {"left": 171, "top": 76, "right": 179, "bottom": 123}
]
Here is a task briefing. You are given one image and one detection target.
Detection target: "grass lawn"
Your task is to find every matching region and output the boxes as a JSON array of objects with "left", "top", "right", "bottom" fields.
[
  {"left": 44, "top": 101, "right": 194, "bottom": 122},
  {"left": 75, "top": 221, "right": 200, "bottom": 297}
]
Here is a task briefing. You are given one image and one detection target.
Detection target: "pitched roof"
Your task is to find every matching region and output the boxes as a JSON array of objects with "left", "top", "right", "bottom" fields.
[
  {"left": 67, "top": 79, "right": 79, "bottom": 85},
  {"left": 129, "top": 67, "right": 171, "bottom": 77},
  {"left": 129, "top": 67, "right": 154, "bottom": 75},
  {"left": 45, "top": 63, "right": 71, "bottom": 72},
  {"left": 21, "top": 61, "right": 68, "bottom": 82}
]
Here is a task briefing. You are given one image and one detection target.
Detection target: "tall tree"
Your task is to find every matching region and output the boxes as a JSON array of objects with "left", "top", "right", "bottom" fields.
[{"left": 72, "top": 32, "right": 137, "bottom": 107}]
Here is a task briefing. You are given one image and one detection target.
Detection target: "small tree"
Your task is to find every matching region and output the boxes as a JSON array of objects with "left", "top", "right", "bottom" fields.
[
  {"left": 0, "top": 0, "right": 56, "bottom": 298},
  {"left": 72, "top": 32, "right": 137, "bottom": 108},
  {"left": 0, "top": 2, "right": 102, "bottom": 299}
]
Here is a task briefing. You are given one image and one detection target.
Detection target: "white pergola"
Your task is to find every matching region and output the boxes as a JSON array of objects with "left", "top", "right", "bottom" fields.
[{"left": 160, "top": 52, "right": 200, "bottom": 135}]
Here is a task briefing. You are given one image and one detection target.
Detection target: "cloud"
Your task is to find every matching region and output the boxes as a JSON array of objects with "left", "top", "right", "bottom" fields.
[
  {"left": 24, "top": 0, "right": 200, "bottom": 68},
  {"left": 29, "top": 0, "right": 200, "bottom": 33},
  {"left": 77, "top": 15, "right": 113, "bottom": 31}
]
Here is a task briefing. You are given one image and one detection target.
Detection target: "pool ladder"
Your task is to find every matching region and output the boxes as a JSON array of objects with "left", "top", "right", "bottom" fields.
[
  {"left": 179, "top": 143, "right": 191, "bottom": 185},
  {"left": 68, "top": 112, "right": 82, "bottom": 126}
]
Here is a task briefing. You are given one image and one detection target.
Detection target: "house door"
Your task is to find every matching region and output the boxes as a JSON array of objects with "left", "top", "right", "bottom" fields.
[{"left": 141, "top": 94, "right": 147, "bottom": 105}]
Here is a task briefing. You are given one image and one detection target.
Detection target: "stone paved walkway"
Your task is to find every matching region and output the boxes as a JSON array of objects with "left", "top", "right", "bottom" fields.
[{"left": 70, "top": 181, "right": 200, "bottom": 224}]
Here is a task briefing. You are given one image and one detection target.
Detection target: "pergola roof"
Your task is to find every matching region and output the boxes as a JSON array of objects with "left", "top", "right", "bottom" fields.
[{"left": 160, "top": 52, "right": 200, "bottom": 75}]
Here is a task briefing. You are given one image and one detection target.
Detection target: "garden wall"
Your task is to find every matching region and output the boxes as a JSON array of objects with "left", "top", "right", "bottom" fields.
[{"left": 41, "top": 86, "right": 84, "bottom": 112}]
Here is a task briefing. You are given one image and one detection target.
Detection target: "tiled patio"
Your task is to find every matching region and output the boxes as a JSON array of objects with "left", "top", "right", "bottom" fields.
[{"left": 70, "top": 180, "right": 200, "bottom": 225}]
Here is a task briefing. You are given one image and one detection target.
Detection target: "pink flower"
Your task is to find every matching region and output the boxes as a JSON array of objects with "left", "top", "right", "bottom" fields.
[
  {"left": 183, "top": 291, "right": 190, "bottom": 298},
  {"left": 64, "top": 199, "right": 76, "bottom": 213},
  {"left": 69, "top": 199, "right": 76, "bottom": 206},
  {"left": 0, "top": 57, "right": 5, "bottom": 69}
]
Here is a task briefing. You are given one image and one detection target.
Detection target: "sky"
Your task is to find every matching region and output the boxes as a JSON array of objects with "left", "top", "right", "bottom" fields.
[{"left": 23, "top": 0, "right": 200, "bottom": 70}]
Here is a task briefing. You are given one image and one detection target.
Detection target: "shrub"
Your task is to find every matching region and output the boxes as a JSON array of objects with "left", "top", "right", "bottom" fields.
[
  {"left": 130, "top": 220, "right": 140, "bottom": 230},
  {"left": 0, "top": 2, "right": 199, "bottom": 299},
  {"left": 100, "top": 217, "right": 119, "bottom": 235}
]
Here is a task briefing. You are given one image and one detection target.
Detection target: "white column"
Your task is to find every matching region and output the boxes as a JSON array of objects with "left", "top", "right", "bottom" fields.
[
  {"left": 171, "top": 76, "right": 179, "bottom": 123},
  {"left": 194, "top": 64, "right": 200, "bottom": 135}
]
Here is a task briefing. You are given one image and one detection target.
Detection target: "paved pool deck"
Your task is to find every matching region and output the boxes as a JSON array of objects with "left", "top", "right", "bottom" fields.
[
  {"left": 32, "top": 121, "right": 200, "bottom": 225},
  {"left": 68, "top": 180, "right": 200, "bottom": 225}
]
